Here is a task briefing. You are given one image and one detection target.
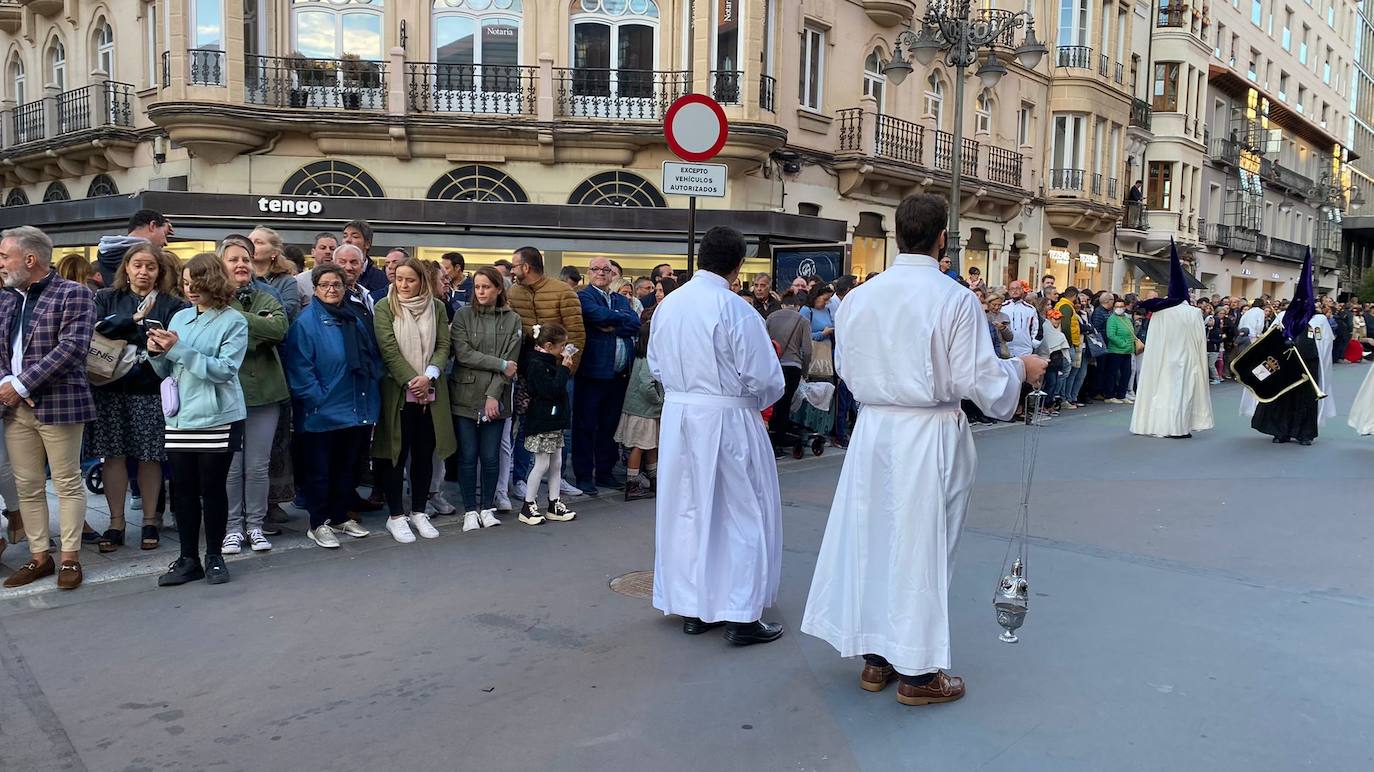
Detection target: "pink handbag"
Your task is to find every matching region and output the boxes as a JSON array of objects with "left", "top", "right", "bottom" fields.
[{"left": 159, "top": 376, "right": 180, "bottom": 418}]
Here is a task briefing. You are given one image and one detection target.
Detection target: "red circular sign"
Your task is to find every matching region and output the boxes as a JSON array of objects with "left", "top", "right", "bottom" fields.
[{"left": 664, "top": 94, "right": 729, "bottom": 162}]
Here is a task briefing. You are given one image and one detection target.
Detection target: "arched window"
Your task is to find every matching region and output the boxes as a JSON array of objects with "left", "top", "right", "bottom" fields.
[
  {"left": 87, "top": 174, "right": 119, "bottom": 197},
  {"left": 427, "top": 165, "right": 529, "bottom": 202},
  {"left": 3, "top": 188, "right": 29, "bottom": 207},
  {"left": 863, "top": 49, "right": 885, "bottom": 112},
  {"left": 975, "top": 89, "right": 992, "bottom": 134},
  {"left": 8, "top": 55, "right": 24, "bottom": 105},
  {"left": 281, "top": 160, "right": 385, "bottom": 197},
  {"left": 429, "top": 0, "right": 524, "bottom": 111},
  {"left": 923, "top": 72, "right": 944, "bottom": 126},
  {"left": 293, "top": 0, "right": 384, "bottom": 59},
  {"left": 568, "top": 170, "right": 666, "bottom": 207},
  {"left": 43, "top": 182, "right": 71, "bottom": 202},
  {"left": 570, "top": 0, "right": 660, "bottom": 101},
  {"left": 93, "top": 19, "right": 115, "bottom": 77},
  {"left": 47, "top": 40, "right": 66, "bottom": 91}
]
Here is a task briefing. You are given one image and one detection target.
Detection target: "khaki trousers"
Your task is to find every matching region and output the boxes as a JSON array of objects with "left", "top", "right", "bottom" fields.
[{"left": 5, "top": 404, "right": 86, "bottom": 555}]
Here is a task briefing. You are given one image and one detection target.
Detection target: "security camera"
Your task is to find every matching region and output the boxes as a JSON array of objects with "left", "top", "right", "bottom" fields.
[{"left": 153, "top": 136, "right": 167, "bottom": 165}]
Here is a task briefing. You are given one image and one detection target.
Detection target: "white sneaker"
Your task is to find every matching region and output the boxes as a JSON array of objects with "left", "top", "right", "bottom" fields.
[
  {"left": 493, "top": 493, "right": 513, "bottom": 512},
  {"left": 462, "top": 511, "right": 480, "bottom": 532},
  {"left": 130, "top": 495, "right": 143, "bottom": 512},
  {"left": 221, "top": 532, "right": 244, "bottom": 555},
  {"left": 308, "top": 524, "right": 340, "bottom": 549},
  {"left": 410, "top": 512, "right": 440, "bottom": 539},
  {"left": 1105, "top": 398, "right": 1122, "bottom": 404},
  {"left": 1124, "top": 397, "right": 1135, "bottom": 404},
  {"left": 479, "top": 509, "right": 501, "bottom": 528},
  {"left": 247, "top": 529, "right": 272, "bottom": 552},
  {"left": 513, "top": 480, "right": 528, "bottom": 500},
  {"left": 337, "top": 520, "right": 370, "bottom": 538},
  {"left": 560, "top": 479, "right": 583, "bottom": 497},
  {"left": 428, "top": 492, "right": 457, "bottom": 516},
  {"left": 386, "top": 516, "right": 416, "bottom": 544}
]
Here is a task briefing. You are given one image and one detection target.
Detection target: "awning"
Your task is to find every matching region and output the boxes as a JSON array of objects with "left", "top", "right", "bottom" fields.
[{"left": 1125, "top": 256, "right": 1205, "bottom": 290}]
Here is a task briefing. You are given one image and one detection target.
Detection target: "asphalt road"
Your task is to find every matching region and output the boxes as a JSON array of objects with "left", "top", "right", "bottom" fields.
[{"left": 2, "top": 363, "right": 1372, "bottom": 772}]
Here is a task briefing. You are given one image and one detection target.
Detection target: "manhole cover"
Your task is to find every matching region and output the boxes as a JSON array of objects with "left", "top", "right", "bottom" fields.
[{"left": 610, "top": 570, "right": 654, "bottom": 599}]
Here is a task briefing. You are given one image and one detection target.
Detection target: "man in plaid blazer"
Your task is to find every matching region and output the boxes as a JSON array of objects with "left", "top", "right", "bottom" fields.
[{"left": 0, "top": 226, "right": 96, "bottom": 591}]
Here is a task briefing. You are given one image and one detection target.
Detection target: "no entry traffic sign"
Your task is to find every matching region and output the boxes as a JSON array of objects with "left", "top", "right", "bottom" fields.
[{"left": 664, "top": 94, "right": 729, "bottom": 162}]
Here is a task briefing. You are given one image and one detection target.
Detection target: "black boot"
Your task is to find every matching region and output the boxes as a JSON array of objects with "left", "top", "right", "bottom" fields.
[
  {"left": 724, "top": 620, "right": 785, "bottom": 646},
  {"left": 682, "top": 617, "right": 727, "bottom": 635},
  {"left": 158, "top": 556, "right": 205, "bottom": 587}
]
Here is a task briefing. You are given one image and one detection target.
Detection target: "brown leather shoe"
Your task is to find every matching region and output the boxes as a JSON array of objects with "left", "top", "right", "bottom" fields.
[
  {"left": 56, "top": 560, "right": 82, "bottom": 590},
  {"left": 896, "top": 671, "right": 965, "bottom": 706},
  {"left": 859, "top": 663, "right": 897, "bottom": 692},
  {"left": 3, "top": 557, "right": 55, "bottom": 588}
]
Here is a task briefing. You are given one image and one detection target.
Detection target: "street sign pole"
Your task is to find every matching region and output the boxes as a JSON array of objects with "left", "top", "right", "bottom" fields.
[{"left": 664, "top": 94, "right": 729, "bottom": 278}]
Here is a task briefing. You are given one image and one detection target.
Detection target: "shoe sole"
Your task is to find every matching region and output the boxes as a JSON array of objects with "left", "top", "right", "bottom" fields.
[
  {"left": 544, "top": 514, "right": 575, "bottom": 522},
  {"left": 517, "top": 517, "right": 543, "bottom": 525},
  {"left": 859, "top": 674, "right": 897, "bottom": 692},
  {"left": 307, "top": 533, "right": 340, "bottom": 549},
  {"left": 222, "top": 547, "right": 242, "bottom": 555},
  {"left": 158, "top": 572, "right": 205, "bottom": 586},
  {"left": 250, "top": 545, "right": 272, "bottom": 552},
  {"left": 206, "top": 572, "right": 230, "bottom": 585},
  {"left": 724, "top": 632, "right": 785, "bottom": 646},
  {"left": 896, "top": 691, "right": 964, "bottom": 706},
  {"left": 682, "top": 622, "right": 726, "bottom": 635}
]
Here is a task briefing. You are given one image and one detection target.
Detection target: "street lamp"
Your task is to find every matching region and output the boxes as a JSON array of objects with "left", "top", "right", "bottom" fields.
[{"left": 884, "top": 0, "right": 1047, "bottom": 272}]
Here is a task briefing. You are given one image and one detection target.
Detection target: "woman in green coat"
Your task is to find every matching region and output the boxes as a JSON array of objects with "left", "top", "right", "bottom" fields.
[
  {"left": 372, "top": 258, "right": 456, "bottom": 544},
  {"left": 450, "top": 266, "right": 523, "bottom": 532}
]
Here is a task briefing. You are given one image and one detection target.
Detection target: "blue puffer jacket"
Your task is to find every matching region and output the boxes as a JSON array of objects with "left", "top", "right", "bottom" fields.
[
  {"left": 576, "top": 286, "right": 640, "bottom": 379},
  {"left": 283, "top": 301, "right": 380, "bottom": 433}
]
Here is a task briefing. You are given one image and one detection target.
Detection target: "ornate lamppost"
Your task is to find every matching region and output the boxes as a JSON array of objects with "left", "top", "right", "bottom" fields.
[{"left": 884, "top": 1, "right": 1047, "bottom": 272}]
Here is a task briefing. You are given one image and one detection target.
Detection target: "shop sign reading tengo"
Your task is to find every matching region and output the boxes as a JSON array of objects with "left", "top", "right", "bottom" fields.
[{"left": 258, "top": 197, "right": 324, "bottom": 216}]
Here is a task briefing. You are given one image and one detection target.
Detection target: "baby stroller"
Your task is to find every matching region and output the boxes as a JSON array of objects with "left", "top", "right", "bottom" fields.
[
  {"left": 788, "top": 381, "right": 834, "bottom": 458},
  {"left": 763, "top": 341, "right": 827, "bottom": 459}
]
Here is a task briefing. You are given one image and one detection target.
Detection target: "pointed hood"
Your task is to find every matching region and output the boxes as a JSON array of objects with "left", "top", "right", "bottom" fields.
[
  {"left": 1138, "top": 239, "right": 1189, "bottom": 312},
  {"left": 1281, "top": 249, "right": 1316, "bottom": 341}
]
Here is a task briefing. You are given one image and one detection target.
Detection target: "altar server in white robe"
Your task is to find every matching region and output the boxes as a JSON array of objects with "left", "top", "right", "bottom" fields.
[
  {"left": 1347, "top": 361, "right": 1374, "bottom": 434},
  {"left": 648, "top": 226, "right": 788, "bottom": 646},
  {"left": 1309, "top": 312, "right": 1337, "bottom": 425},
  {"left": 801, "top": 194, "right": 1046, "bottom": 706},
  {"left": 1237, "top": 300, "right": 1271, "bottom": 418},
  {"left": 1130, "top": 241, "right": 1214, "bottom": 438}
]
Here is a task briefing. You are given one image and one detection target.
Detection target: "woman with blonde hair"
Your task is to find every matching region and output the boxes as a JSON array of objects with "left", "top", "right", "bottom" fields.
[
  {"left": 57, "top": 252, "right": 103, "bottom": 292},
  {"left": 248, "top": 226, "right": 302, "bottom": 320}
]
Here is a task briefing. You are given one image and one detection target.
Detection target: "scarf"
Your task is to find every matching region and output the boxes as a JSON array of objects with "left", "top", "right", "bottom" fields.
[
  {"left": 318, "top": 300, "right": 378, "bottom": 381},
  {"left": 389, "top": 288, "right": 436, "bottom": 376}
]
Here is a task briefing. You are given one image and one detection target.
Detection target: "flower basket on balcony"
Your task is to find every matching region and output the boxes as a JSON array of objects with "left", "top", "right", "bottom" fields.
[{"left": 288, "top": 51, "right": 335, "bottom": 104}]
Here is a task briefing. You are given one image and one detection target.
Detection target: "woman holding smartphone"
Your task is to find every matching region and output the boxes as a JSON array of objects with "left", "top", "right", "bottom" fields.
[
  {"left": 372, "top": 258, "right": 455, "bottom": 544},
  {"left": 450, "top": 266, "right": 522, "bottom": 532}
]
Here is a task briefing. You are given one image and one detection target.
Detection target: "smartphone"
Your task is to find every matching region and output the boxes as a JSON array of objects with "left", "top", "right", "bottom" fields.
[
  {"left": 563, "top": 344, "right": 578, "bottom": 357},
  {"left": 144, "top": 319, "right": 164, "bottom": 331}
]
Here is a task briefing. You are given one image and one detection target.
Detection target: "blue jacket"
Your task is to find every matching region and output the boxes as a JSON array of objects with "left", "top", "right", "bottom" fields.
[
  {"left": 283, "top": 302, "right": 381, "bottom": 433},
  {"left": 357, "top": 260, "right": 389, "bottom": 295},
  {"left": 576, "top": 285, "right": 640, "bottom": 379},
  {"left": 800, "top": 305, "right": 835, "bottom": 341},
  {"left": 149, "top": 306, "right": 248, "bottom": 430}
]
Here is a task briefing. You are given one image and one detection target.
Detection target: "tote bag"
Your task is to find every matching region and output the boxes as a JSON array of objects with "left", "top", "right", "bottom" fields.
[{"left": 808, "top": 339, "right": 835, "bottom": 379}]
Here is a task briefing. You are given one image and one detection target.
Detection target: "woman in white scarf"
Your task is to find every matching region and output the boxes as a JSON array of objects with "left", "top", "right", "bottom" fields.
[{"left": 372, "top": 259, "right": 456, "bottom": 543}]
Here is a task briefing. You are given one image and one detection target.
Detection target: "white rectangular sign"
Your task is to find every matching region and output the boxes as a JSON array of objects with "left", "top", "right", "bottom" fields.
[{"left": 662, "top": 161, "right": 728, "bottom": 198}]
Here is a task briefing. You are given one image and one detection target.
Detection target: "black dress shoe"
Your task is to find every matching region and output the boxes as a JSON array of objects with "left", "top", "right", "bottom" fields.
[
  {"left": 1297, "top": 438, "right": 1313, "bottom": 446},
  {"left": 158, "top": 557, "right": 204, "bottom": 587},
  {"left": 682, "top": 617, "right": 727, "bottom": 635},
  {"left": 204, "top": 555, "right": 231, "bottom": 585},
  {"left": 1272, "top": 436, "right": 1290, "bottom": 444},
  {"left": 724, "top": 620, "right": 785, "bottom": 646}
]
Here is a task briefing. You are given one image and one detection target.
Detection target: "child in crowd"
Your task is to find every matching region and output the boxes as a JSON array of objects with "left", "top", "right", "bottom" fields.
[
  {"left": 614, "top": 314, "right": 663, "bottom": 501},
  {"left": 1039, "top": 309, "right": 1071, "bottom": 415},
  {"left": 519, "top": 323, "right": 577, "bottom": 526}
]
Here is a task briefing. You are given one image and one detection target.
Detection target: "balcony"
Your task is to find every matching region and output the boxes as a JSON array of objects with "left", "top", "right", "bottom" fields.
[
  {"left": 554, "top": 68, "right": 688, "bottom": 121},
  {"left": 1130, "top": 98, "right": 1152, "bottom": 131},
  {"left": 1269, "top": 236, "right": 1309, "bottom": 261},
  {"left": 1157, "top": 3, "right": 1188, "bottom": 27},
  {"left": 710, "top": 70, "right": 742, "bottom": 106},
  {"left": 758, "top": 75, "right": 776, "bottom": 113},
  {"left": 1122, "top": 201, "right": 1148, "bottom": 230},
  {"left": 245, "top": 54, "right": 387, "bottom": 111},
  {"left": 16, "top": 0, "right": 61, "bottom": 15},
  {"left": 189, "top": 49, "right": 225, "bottom": 87},
  {"left": 1057, "top": 46, "right": 1095, "bottom": 70},
  {"left": 870, "top": 113, "right": 924, "bottom": 165},
  {"left": 1209, "top": 136, "right": 1244, "bottom": 166},
  {"left": 406, "top": 63, "right": 537, "bottom": 115},
  {"left": 1265, "top": 159, "right": 1316, "bottom": 198},
  {"left": 2, "top": 81, "right": 135, "bottom": 151},
  {"left": 0, "top": 0, "right": 21, "bottom": 33},
  {"left": 1048, "top": 168, "right": 1086, "bottom": 193},
  {"left": 986, "top": 146, "right": 1024, "bottom": 187}
]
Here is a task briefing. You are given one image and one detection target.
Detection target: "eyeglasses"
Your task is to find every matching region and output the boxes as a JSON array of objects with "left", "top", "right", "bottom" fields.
[
  {"left": 316, "top": 282, "right": 344, "bottom": 291},
  {"left": 588, "top": 267, "right": 613, "bottom": 274}
]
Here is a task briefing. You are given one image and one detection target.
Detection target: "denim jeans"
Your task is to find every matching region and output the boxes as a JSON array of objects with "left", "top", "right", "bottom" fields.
[
  {"left": 226, "top": 404, "right": 280, "bottom": 534},
  {"left": 455, "top": 416, "right": 504, "bottom": 511},
  {"left": 1066, "top": 358, "right": 1088, "bottom": 403}
]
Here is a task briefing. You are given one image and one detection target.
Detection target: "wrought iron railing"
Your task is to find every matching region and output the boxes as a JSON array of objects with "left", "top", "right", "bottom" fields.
[
  {"left": 189, "top": 48, "right": 225, "bottom": 86},
  {"left": 1098, "top": 53, "right": 1109, "bottom": 77},
  {"left": 1130, "top": 98, "right": 1152, "bottom": 130},
  {"left": 161, "top": 51, "right": 170, "bottom": 88},
  {"left": 837, "top": 108, "right": 862, "bottom": 153},
  {"left": 1056, "top": 46, "right": 1094, "bottom": 69},
  {"left": 873, "top": 113, "right": 924, "bottom": 165},
  {"left": 986, "top": 146, "right": 1023, "bottom": 187},
  {"left": 1091, "top": 173, "right": 1103, "bottom": 196},
  {"left": 244, "top": 54, "right": 388, "bottom": 110},
  {"left": 11, "top": 99, "right": 43, "bottom": 145},
  {"left": 102, "top": 81, "right": 134, "bottom": 127},
  {"left": 553, "top": 68, "right": 689, "bottom": 120},
  {"left": 1048, "top": 168, "right": 1086, "bottom": 191},
  {"left": 977, "top": 9, "right": 1020, "bottom": 47},
  {"left": 56, "top": 86, "right": 91, "bottom": 133},
  {"left": 932, "top": 131, "right": 979, "bottom": 177},
  {"left": 758, "top": 74, "right": 776, "bottom": 112},
  {"left": 1108, "top": 177, "right": 1119, "bottom": 200},
  {"left": 406, "top": 62, "right": 537, "bottom": 115},
  {"left": 1114, "top": 62, "right": 1124, "bottom": 84},
  {"left": 710, "top": 70, "right": 742, "bottom": 105}
]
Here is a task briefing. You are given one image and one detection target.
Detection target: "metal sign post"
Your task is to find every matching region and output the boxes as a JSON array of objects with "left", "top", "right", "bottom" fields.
[{"left": 664, "top": 94, "right": 730, "bottom": 276}]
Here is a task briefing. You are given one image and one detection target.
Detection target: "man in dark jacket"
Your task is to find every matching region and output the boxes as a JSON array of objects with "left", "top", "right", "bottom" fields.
[
  {"left": 96, "top": 209, "right": 172, "bottom": 288},
  {"left": 573, "top": 256, "right": 641, "bottom": 495},
  {"left": 342, "top": 220, "right": 389, "bottom": 295},
  {"left": 747, "top": 273, "right": 781, "bottom": 317},
  {"left": 1089, "top": 291, "right": 1115, "bottom": 399}
]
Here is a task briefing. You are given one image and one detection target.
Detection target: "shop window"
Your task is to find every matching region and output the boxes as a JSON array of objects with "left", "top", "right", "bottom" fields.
[
  {"left": 3, "top": 188, "right": 29, "bottom": 207},
  {"left": 87, "top": 175, "right": 120, "bottom": 198},
  {"left": 426, "top": 164, "right": 529, "bottom": 202},
  {"left": 281, "top": 160, "right": 385, "bottom": 197},
  {"left": 568, "top": 170, "right": 666, "bottom": 207},
  {"left": 43, "top": 182, "right": 71, "bottom": 202}
]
